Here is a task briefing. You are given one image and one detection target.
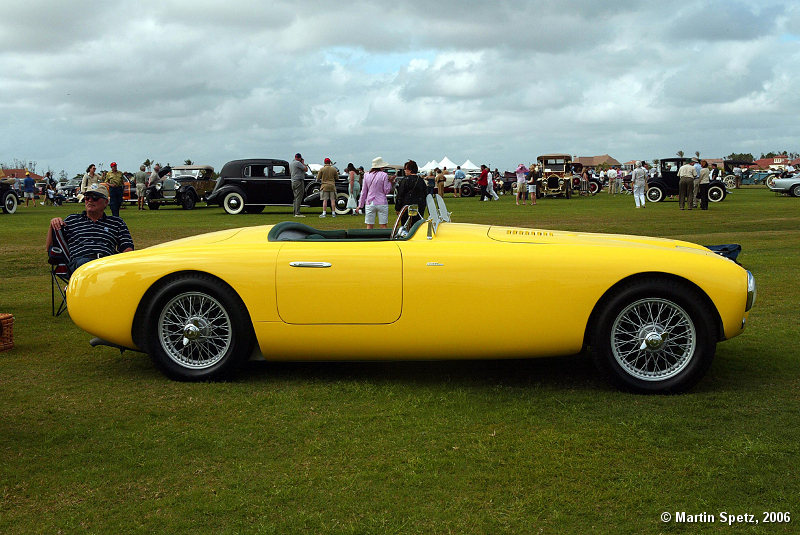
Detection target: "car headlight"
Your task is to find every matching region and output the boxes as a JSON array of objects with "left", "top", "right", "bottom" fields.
[{"left": 745, "top": 270, "right": 756, "bottom": 311}]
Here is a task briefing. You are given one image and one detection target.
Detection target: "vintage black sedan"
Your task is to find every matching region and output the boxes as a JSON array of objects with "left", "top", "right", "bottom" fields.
[
  {"left": 206, "top": 159, "right": 350, "bottom": 215},
  {"left": 647, "top": 158, "right": 728, "bottom": 203}
]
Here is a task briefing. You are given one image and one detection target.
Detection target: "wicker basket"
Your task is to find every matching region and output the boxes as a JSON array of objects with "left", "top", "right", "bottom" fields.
[{"left": 0, "top": 313, "right": 13, "bottom": 352}]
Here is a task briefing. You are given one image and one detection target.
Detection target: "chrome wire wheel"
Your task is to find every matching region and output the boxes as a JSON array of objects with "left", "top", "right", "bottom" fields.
[
  {"left": 157, "top": 291, "right": 233, "bottom": 370},
  {"left": 610, "top": 298, "right": 696, "bottom": 382}
]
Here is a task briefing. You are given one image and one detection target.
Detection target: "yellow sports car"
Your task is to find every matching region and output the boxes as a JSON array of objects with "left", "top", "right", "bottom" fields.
[{"left": 67, "top": 196, "right": 756, "bottom": 393}]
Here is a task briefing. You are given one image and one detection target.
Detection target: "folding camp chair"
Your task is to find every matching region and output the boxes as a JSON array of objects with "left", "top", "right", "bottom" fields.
[{"left": 48, "top": 228, "right": 71, "bottom": 316}]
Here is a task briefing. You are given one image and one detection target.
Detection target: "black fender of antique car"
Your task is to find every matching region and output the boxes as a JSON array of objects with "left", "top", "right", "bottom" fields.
[{"left": 206, "top": 184, "right": 244, "bottom": 205}]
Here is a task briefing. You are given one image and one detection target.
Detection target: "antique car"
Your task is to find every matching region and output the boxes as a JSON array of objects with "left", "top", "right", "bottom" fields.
[
  {"left": 57, "top": 177, "right": 82, "bottom": 203},
  {"left": 648, "top": 158, "right": 728, "bottom": 203},
  {"left": 66, "top": 196, "right": 756, "bottom": 394},
  {"left": 568, "top": 163, "right": 603, "bottom": 195},
  {"left": 766, "top": 173, "right": 800, "bottom": 197},
  {"left": 1, "top": 178, "right": 20, "bottom": 214},
  {"left": 536, "top": 154, "right": 573, "bottom": 198},
  {"left": 206, "top": 159, "right": 350, "bottom": 215},
  {"left": 145, "top": 165, "right": 216, "bottom": 210},
  {"left": 721, "top": 160, "right": 760, "bottom": 189}
]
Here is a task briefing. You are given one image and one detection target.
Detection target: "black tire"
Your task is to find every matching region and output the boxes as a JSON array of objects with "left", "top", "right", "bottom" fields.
[
  {"left": 245, "top": 205, "right": 265, "bottom": 214},
  {"left": 460, "top": 183, "right": 474, "bottom": 197},
  {"left": 590, "top": 279, "right": 716, "bottom": 393},
  {"left": 306, "top": 183, "right": 321, "bottom": 197},
  {"left": 646, "top": 186, "right": 664, "bottom": 203},
  {"left": 143, "top": 274, "right": 254, "bottom": 381},
  {"left": 707, "top": 184, "right": 725, "bottom": 203},
  {"left": 2, "top": 191, "right": 18, "bottom": 214},
  {"left": 334, "top": 192, "right": 350, "bottom": 215},
  {"left": 181, "top": 194, "right": 196, "bottom": 210},
  {"left": 223, "top": 191, "right": 245, "bottom": 215},
  {"left": 148, "top": 201, "right": 160, "bottom": 210},
  {"left": 791, "top": 184, "right": 800, "bottom": 197},
  {"left": 588, "top": 180, "right": 600, "bottom": 195}
]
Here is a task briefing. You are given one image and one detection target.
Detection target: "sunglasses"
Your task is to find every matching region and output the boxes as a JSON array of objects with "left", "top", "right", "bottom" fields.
[{"left": 85, "top": 194, "right": 104, "bottom": 201}]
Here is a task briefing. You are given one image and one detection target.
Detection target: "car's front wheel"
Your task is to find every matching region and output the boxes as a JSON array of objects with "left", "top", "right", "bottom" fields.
[
  {"left": 723, "top": 175, "right": 737, "bottom": 189},
  {"left": 588, "top": 180, "right": 600, "bottom": 195},
  {"left": 147, "top": 201, "right": 160, "bottom": 210},
  {"left": 2, "top": 191, "right": 18, "bottom": 214},
  {"left": 144, "top": 275, "right": 254, "bottom": 381},
  {"left": 707, "top": 184, "right": 725, "bottom": 203},
  {"left": 646, "top": 186, "right": 664, "bottom": 203},
  {"left": 181, "top": 194, "right": 196, "bottom": 210},
  {"left": 460, "top": 183, "right": 474, "bottom": 197},
  {"left": 766, "top": 176, "right": 777, "bottom": 188},
  {"left": 791, "top": 184, "right": 800, "bottom": 197},
  {"left": 222, "top": 191, "right": 245, "bottom": 215},
  {"left": 591, "top": 279, "right": 716, "bottom": 393}
]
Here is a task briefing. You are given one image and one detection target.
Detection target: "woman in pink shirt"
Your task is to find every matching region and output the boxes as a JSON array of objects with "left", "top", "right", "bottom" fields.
[{"left": 358, "top": 156, "right": 395, "bottom": 229}]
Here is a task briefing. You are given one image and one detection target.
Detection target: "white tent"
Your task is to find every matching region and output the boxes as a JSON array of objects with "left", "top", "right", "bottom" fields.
[
  {"left": 419, "top": 160, "right": 438, "bottom": 172},
  {"left": 437, "top": 156, "right": 458, "bottom": 170},
  {"left": 460, "top": 159, "right": 479, "bottom": 170}
]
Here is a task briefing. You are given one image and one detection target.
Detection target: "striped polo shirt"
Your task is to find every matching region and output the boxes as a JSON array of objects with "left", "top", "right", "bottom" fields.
[{"left": 63, "top": 212, "right": 134, "bottom": 259}]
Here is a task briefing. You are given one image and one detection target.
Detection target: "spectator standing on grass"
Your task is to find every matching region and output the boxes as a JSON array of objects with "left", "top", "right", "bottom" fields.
[
  {"left": 23, "top": 172, "right": 36, "bottom": 208},
  {"left": 515, "top": 163, "right": 528, "bottom": 205},
  {"left": 478, "top": 165, "right": 490, "bottom": 201},
  {"left": 692, "top": 160, "right": 702, "bottom": 208},
  {"left": 486, "top": 167, "right": 499, "bottom": 200},
  {"left": 359, "top": 156, "right": 395, "bottom": 229},
  {"left": 106, "top": 162, "right": 124, "bottom": 218},
  {"left": 289, "top": 153, "right": 308, "bottom": 217},
  {"left": 697, "top": 160, "right": 711, "bottom": 211},
  {"left": 46, "top": 184, "right": 134, "bottom": 274},
  {"left": 526, "top": 165, "right": 538, "bottom": 205},
  {"left": 133, "top": 165, "right": 148, "bottom": 210},
  {"left": 425, "top": 170, "right": 435, "bottom": 196},
  {"left": 394, "top": 159, "right": 427, "bottom": 227},
  {"left": 631, "top": 161, "right": 648, "bottom": 208},
  {"left": 81, "top": 164, "right": 101, "bottom": 196},
  {"left": 345, "top": 162, "right": 361, "bottom": 215},
  {"left": 453, "top": 166, "right": 465, "bottom": 198},
  {"left": 317, "top": 158, "right": 338, "bottom": 218},
  {"left": 607, "top": 166, "right": 618, "bottom": 194},
  {"left": 436, "top": 167, "right": 446, "bottom": 198},
  {"left": 677, "top": 160, "right": 697, "bottom": 210}
]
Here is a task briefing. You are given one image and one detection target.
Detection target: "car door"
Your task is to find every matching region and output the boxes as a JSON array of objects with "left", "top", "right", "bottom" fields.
[
  {"left": 265, "top": 164, "right": 293, "bottom": 204},
  {"left": 242, "top": 164, "right": 269, "bottom": 204},
  {"left": 275, "top": 241, "right": 402, "bottom": 324}
]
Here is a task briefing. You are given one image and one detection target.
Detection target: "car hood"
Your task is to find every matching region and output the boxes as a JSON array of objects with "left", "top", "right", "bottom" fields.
[
  {"left": 771, "top": 177, "right": 799, "bottom": 187},
  {"left": 148, "top": 226, "right": 269, "bottom": 249}
]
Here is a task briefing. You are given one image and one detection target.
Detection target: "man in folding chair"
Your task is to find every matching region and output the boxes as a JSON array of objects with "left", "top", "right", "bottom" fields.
[{"left": 45, "top": 184, "right": 134, "bottom": 316}]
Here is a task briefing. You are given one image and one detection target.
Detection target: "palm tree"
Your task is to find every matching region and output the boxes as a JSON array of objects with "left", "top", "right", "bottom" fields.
[
  {"left": 143, "top": 159, "right": 152, "bottom": 171},
  {"left": 695, "top": 151, "right": 701, "bottom": 160},
  {"left": 676, "top": 150, "right": 685, "bottom": 158},
  {"left": 184, "top": 159, "right": 194, "bottom": 165}
]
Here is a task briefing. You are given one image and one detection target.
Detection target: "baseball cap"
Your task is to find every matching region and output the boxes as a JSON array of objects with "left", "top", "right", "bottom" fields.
[
  {"left": 86, "top": 183, "right": 109, "bottom": 199},
  {"left": 110, "top": 162, "right": 117, "bottom": 167},
  {"left": 324, "top": 157, "right": 332, "bottom": 164}
]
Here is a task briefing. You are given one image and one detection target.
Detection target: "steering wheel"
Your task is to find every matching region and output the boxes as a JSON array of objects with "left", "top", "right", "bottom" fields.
[{"left": 390, "top": 205, "right": 409, "bottom": 240}]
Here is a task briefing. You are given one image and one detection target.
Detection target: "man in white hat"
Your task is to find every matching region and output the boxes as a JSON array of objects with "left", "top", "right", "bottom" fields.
[
  {"left": 358, "top": 157, "right": 395, "bottom": 229},
  {"left": 46, "top": 183, "right": 134, "bottom": 273}
]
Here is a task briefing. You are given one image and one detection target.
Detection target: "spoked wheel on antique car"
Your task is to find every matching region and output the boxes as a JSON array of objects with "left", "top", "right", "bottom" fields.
[
  {"left": 460, "top": 183, "right": 475, "bottom": 197},
  {"left": 791, "top": 184, "right": 800, "bottom": 197},
  {"left": 223, "top": 191, "right": 246, "bottom": 215},
  {"left": 181, "top": 195, "right": 196, "bottom": 210},
  {"left": 707, "top": 184, "right": 726, "bottom": 203},
  {"left": 588, "top": 180, "right": 601, "bottom": 195},
  {"left": 591, "top": 279, "right": 716, "bottom": 393},
  {"left": 723, "top": 175, "right": 737, "bottom": 189},
  {"left": 142, "top": 274, "right": 254, "bottom": 381},
  {"left": 645, "top": 186, "right": 664, "bottom": 203},
  {"left": 2, "top": 190, "right": 18, "bottom": 214},
  {"left": 766, "top": 175, "right": 777, "bottom": 188}
]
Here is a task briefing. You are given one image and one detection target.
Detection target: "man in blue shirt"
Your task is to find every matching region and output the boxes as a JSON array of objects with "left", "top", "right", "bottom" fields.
[
  {"left": 453, "top": 166, "right": 466, "bottom": 198},
  {"left": 23, "top": 172, "right": 36, "bottom": 208}
]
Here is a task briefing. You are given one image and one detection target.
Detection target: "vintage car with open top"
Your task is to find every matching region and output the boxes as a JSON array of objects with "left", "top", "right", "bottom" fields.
[{"left": 66, "top": 195, "right": 756, "bottom": 393}]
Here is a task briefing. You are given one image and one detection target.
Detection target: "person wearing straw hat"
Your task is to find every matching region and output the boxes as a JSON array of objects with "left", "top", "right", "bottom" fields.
[{"left": 358, "top": 157, "right": 395, "bottom": 229}]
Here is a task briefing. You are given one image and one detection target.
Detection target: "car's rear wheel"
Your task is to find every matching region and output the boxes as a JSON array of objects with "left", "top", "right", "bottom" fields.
[
  {"left": 181, "top": 194, "right": 196, "bottom": 210},
  {"left": 147, "top": 201, "right": 160, "bottom": 210},
  {"left": 791, "top": 184, "right": 800, "bottom": 197},
  {"left": 223, "top": 191, "right": 245, "bottom": 215},
  {"left": 2, "top": 191, "right": 18, "bottom": 214},
  {"left": 707, "top": 184, "right": 725, "bottom": 202},
  {"left": 144, "top": 275, "right": 254, "bottom": 381},
  {"left": 591, "top": 279, "right": 716, "bottom": 393},
  {"left": 646, "top": 186, "right": 664, "bottom": 203},
  {"left": 245, "top": 205, "right": 264, "bottom": 214},
  {"left": 460, "top": 183, "right": 474, "bottom": 197}
]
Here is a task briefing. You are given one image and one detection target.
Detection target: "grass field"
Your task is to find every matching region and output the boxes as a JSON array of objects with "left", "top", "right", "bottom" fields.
[{"left": 1, "top": 188, "right": 798, "bottom": 534}]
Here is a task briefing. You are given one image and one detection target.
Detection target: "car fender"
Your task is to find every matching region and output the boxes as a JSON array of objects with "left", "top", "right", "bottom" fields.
[
  {"left": 177, "top": 184, "right": 198, "bottom": 201},
  {"left": 207, "top": 184, "right": 245, "bottom": 204}
]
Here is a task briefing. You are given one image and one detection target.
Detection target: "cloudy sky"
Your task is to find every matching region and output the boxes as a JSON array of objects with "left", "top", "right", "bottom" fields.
[{"left": 1, "top": 0, "right": 798, "bottom": 175}]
